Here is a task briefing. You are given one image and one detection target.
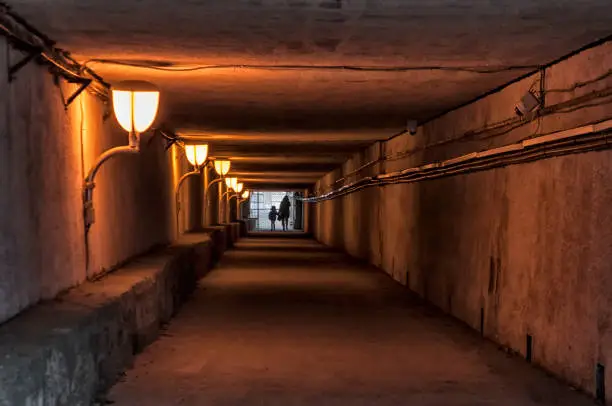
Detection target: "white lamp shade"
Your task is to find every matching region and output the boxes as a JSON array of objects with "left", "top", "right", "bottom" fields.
[
  {"left": 112, "top": 81, "right": 160, "bottom": 133},
  {"left": 185, "top": 144, "right": 208, "bottom": 167},
  {"left": 225, "top": 177, "right": 238, "bottom": 190},
  {"left": 236, "top": 183, "right": 244, "bottom": 193},
  {"left": 214, "top": 160, "right": 231, "bottom": 176},
  {"left": 241, "top": 190, "right": 250, "bottom": 199}
]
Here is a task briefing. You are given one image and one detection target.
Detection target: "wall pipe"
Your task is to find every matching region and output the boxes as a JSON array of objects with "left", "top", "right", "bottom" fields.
[{"left": 302, "top": 118, "right": 612, "bottom": 203}]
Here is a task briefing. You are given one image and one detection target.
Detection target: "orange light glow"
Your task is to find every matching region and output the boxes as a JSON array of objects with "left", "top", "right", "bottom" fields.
[
  {"left": 112, "top": 81, "right": 159, "bottom": 133},
  {"left": 185, "top": 144, "right": 209, "bottom": 168},
  {"left": 214, "top": 159, "right": 231, "bottom": 176},
  {"left": 225, "top": 177, "right": 238, "bottom": 190}
]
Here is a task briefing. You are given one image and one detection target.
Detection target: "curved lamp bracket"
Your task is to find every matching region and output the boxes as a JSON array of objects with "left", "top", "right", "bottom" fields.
[
  {"left": 221, "top": 190, "right": 239, "bottom": 200},
  {"left": 83, "top": 133, "right": 140, "bottom": 231},
  {"left": 205, "top": 176, "right": 224, "bottom": 192},
  {"left": 175, "top": 169, "right": 201, "bottom": 212}
]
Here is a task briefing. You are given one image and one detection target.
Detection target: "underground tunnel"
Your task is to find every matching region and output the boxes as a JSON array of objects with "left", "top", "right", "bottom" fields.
[{"left": 1, "top": 1, "right": 612, "bottom": 404}]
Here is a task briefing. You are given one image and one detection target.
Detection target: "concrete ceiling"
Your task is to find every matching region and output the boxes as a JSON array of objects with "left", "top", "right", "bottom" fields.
[{"left": 7, "top": 0, "right": 612, "bottom": 188}]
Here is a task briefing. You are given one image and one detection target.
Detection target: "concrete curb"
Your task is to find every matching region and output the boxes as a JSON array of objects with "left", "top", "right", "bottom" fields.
[{"left": 0, "top": 232, "right": 222, "bottom": 406}]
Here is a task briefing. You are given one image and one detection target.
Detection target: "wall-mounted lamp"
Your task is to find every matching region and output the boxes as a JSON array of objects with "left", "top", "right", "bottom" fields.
[
  {"left": 185, "top": 144, "right": 209, "bottom": 168},
  {"left": 205, "top": 159, "right": 231, "bottom": 193},
  {"left": 203, "top": 159, "right": 232, "bottom": 225},
  {"left": 221, "top": 177, "right": 239, "bottom": 222},
  {"left": 238, "top": 189, "right": 250, "bottom": 220},
  {"left": 112, "top": 81, "right": 160, "bottom": 143},
  {"left": 221, "top": 178, "right": 240, "bottom": 199},
  {"left": 83, "top": 80, "right": 159, "bottom": 230},
  {"left": 214, "top": 159, "right": 231, "bottom": 177},
  {"left": 175, "top": 143, "right": 209, "bottom": 231},
  {"left": 225, "top": 176, "right": 238, "bottom": 191}
]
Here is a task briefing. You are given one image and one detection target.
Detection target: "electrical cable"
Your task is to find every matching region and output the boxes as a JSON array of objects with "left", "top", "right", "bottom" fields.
[
  {"left": 382, "top": 86, "right": 612, "bottom": 163},
  {"left": 471, "top": 118, "right": 532, "bottom": 141},
  {"left": 545, "top": 69, "right": 612, "bottom": 93},
  {"left": 6, "top": 1, "right": 612, "bottom": 199},
  {"left": 383, "top": 66, "right": 605, "bottom": 145},
  {"left": 1, "top": 18, "right": 103, "bottom": 94},
  {"left": 305, "top": 115, "right": 612, "bottom": 202},
  {"left": 1, "top": 2, "right": 55, "bottom": 46},
  {"left": 550, "top": 96, "right": 612, "bottom": 115},
  {"left": 83, "top": 58, "right": 539, "bottom": 74},
  {"left": 0, "top": 20, "right": 108, "bottom": 94},
  {"left": 542, "top": 86, "right": 612, "bottom": 114},
  {"left": 312, "top": 88, "right": 612, "bottom": 198}
]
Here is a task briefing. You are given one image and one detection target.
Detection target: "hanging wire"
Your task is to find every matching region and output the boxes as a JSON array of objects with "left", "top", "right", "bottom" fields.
[
  {"left": 83, "top": 58, "right": 539, "bottom": 74},
  {"left": 0, "top": 17, "right": 108, "bottom": 95},
  {"left": 545, "top": 69, "right": 612, "bottom": 93}
]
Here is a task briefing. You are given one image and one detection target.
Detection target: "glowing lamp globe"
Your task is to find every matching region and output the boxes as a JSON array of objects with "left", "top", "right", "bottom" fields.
[
  {"left": 241, "top": 190, "right": 250, "bottom": 199},
  {"left": 185, "top": 144, "right": 208, "bottom": 168},
  {"left": 112, "top": 81, "right": 160, "bottom": 133},
  {"left": 225, "top": 177, "right": 238, "bottom": 190},
  {"left": 214, "top": 160, "right": 231, "bottom": 176},
  {"left": 236, "top": 183, "right": 244, "bottom": 193}
]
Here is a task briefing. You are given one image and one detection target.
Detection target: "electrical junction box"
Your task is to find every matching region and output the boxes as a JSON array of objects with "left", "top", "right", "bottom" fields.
[{"left": 515, "top": 91, "right": 540, "bottom": 116}]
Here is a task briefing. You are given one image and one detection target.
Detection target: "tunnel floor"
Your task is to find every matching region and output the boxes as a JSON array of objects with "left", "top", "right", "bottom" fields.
[{"left": 107, "top": 237, "right": 594, "bottom": 405}]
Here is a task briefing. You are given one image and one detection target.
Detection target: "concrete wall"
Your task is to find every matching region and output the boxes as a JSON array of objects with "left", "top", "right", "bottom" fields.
[
  {"left": 314, "top": 41, "right": 612, "bottom": 398},
  {"left": 0, "top": 233, "right": 218, "bottom": 406},
  {"left": 0, "top": 37, "right": 188, "bottom": 324}
]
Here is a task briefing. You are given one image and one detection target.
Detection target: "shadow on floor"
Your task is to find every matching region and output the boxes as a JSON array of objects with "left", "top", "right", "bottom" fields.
[{"left": 107, "top": 237, "right": 597, "bottom": 406}]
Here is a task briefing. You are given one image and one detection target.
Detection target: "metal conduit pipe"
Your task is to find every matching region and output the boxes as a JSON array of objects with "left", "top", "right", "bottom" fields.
[
  {"left": 318, "top": 139, "right": 611, "bottom": 201},
  {"left": 305, "top": 122, "right": 606, "bottom": 201},
  {"left": 302, "top": 119, "right": 612, "bottom": 203}
]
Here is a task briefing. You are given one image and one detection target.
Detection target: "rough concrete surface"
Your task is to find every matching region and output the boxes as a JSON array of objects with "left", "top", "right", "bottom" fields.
[
  {"left": 7, "top": 0, "right": 612, "bottom": 190},
  {"left": 107, "top": 237, "right": 595, "bottom": 405},
  {"left": 8, "top": 0, "right": 612, "bottom": 128},
  {"left": 314, "top": 41, "right": 612, "bottom": 399},
  {"left": 0, "top": 33, "right": 212, "bottom": 324},
  {"left": 0, "top": 233, "right": 215, "bottom": 406}
]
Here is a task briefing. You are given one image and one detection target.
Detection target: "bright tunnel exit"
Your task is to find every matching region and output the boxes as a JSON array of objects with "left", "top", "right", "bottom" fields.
[{"left": 247, "top": 191, "right": 304, "bottom": 232}]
